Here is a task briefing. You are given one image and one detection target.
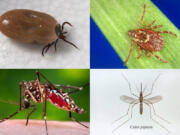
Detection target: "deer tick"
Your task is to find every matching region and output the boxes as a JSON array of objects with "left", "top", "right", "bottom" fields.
[
  {"left": 0, "top": 9, "right": 78, "bottom": 56},
  {"left": 124, "top": 4, "right": 177, "bottom": 64},
  {"left": 0, "top": 71, "right": 88, "bottom": 135}
]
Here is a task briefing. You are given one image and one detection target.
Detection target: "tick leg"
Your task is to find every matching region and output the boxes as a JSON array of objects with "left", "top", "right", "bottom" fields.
[
  {"left": 158, "top": 31, "right": 177, "bottom": 37},
  {"left": 146, "top": 20, "right": 156, "bottom": 28},
  {"left": 124, "top": 40, "right": 134, "bottom": 65},
  {"left": 142, "top": 49, "right": 151, "bottom": 57},
  {"left": 145, "top": 103, "right": 169, "bottom": 133},
  {"left": 54, "top": 39, "right": 58, "bottom": 51},
  {"left": 151, "top": 25, "right": 163, "bottom": 29},
  {"left": 42, "top": 44, "right": 51, "bottom": 56},
  {"left": 69, "top": 112, "right": 88, "bottom": 128},
  {"left": 137, "top": 46, "right": 141, "bottom": 59},
  {"left": 62, "top": 22, "right": 72, "bottom": 31},
  {"left": 112, "top": 103, "right": 137, "bottom": 133},
  {"left": 150, "top": 52, "right": 168, "bottom": 63},
  {"left": 62, "top": 38, "right": 79, "bottom": 49},
  {"left": 26, "top": 105, "right": 37, "bottom": 126},
  {"left": 152, "top": 53, "right": 168, "bottom": 63},
  {"left": 137, "top": 4, "right": 146, "bottom": 29}
]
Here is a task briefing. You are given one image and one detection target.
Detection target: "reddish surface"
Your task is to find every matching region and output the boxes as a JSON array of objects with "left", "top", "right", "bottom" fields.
[
  {"left": 47, "top": 91, "right": 68, "bottom": 108},
  {"left": 0, "top": 120, "right": 89, "bottom": 135}
]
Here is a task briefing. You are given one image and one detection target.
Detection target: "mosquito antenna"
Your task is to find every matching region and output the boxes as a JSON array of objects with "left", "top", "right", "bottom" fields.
[
  {"left": 142, "top": 84, "right": 147, "bottom": 93},
  {"left": 140, "top": 82, "right": 142, "bottom": 92},
  {"left": 135, "top": 84, "right": 139, "bottom": 93}
]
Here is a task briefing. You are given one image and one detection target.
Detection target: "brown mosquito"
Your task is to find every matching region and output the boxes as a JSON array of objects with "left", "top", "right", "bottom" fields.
[
  {"left": 112, "top": 74, "right": 169, "bottom": 133},
  {"left": 0, "top": 71, "right": 89, "bottom": 135}
]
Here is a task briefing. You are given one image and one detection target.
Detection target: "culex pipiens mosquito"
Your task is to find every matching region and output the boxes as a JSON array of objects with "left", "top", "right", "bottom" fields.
[
  {"left": 0, "top": 71, "right": 88, "bottom": 135},
  {"left": 112, "top": 74, "right": 169, "bottom": 133}
]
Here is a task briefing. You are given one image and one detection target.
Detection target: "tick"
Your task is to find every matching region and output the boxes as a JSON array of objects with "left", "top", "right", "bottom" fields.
[
  {"left": 124, "top": 4, "right": 177, "bottom": 64},
  {"left": 112, "top": 74, "right": 169, "bottom": 133},
  {"left": 0, "top": 71, "right": 88, "bottom": 135},
  {"left": 0, "top": 9, "right": 78, "bottom": 56}
]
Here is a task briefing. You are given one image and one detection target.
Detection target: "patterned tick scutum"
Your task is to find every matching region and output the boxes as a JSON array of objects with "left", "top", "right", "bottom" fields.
[{"left": 124, "top": 4, "right": 177, "bottom": 64}]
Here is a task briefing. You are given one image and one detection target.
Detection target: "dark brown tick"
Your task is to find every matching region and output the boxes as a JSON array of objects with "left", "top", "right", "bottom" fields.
[
  {"left": 0, "top": 9, "right": 78, "bottom": 56},
  {"left": 124, "top": 4, "right": 177, "bottom": 64}
]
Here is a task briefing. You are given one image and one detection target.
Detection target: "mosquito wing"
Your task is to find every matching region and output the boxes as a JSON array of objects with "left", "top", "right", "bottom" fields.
[
  {"left": 144, "top": 96, "right": 162, "bottom": 104},
  {"left": 120, "top": 96, "right": 139, "bottom": 104}
]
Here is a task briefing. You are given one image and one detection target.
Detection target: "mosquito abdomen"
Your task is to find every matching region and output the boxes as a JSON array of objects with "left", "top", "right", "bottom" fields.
[{"left": 140, "top": 103, "right": 143, "bottom": 115}]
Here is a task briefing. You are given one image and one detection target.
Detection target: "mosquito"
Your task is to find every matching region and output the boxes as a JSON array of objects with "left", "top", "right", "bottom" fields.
[
  {"left": 112, "top": 74, "right": 169, "bottom": 133},
  {"left": 0, "top": 71, "right": 89, "bottom": 135}
]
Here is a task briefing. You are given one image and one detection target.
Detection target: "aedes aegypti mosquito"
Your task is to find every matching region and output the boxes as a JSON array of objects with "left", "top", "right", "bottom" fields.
[
  {"left": 0, "top": 71, "right": 89, "bottom": 135},
  {"left": 112, "top": 74, "right": 169, "bottom": 133}
]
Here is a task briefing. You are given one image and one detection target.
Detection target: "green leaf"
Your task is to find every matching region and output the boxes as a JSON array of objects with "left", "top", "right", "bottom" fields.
[{"left": 91, "top": 0, "right": 180, "bottom": 68}]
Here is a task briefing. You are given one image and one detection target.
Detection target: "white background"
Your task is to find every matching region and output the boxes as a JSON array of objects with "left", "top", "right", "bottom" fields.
[
  {"left": 0, "top": 0, "right": 89, "bottom": 68},
  {"left": 91, "top": 69, "right": 180, "bottom": 135}
]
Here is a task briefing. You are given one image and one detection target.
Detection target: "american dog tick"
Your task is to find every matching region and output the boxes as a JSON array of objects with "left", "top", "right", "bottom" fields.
[
  {"left": 0, "top": 9, "right": 78, "bottom": 56},
  {"left": 124, "top": 4, "right": 177, "bottom": 64},
  {"left": 0, "top": 71, "right": 88, "bottom": 135}
]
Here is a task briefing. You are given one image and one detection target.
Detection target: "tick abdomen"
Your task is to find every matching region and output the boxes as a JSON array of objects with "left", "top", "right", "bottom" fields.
[{"left": 0, "top": 9, "right": 58, "bottom": 44}]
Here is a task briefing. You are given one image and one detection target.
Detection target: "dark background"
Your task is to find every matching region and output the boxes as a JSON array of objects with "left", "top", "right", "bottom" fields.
[{"left": 90, "top": 0, "right": 180, "bottom": 68}]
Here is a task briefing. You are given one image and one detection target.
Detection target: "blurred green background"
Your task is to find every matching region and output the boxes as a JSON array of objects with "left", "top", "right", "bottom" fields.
[{"left": 0, "top": 69, "right": 89, "bottom": 122}]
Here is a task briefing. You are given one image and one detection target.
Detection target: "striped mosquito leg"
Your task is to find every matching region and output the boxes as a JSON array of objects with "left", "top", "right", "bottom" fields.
[
  {"left": 112, "top": 103, "right": 137, "bottom": 133},
  {"left": 26, "top": 105, "right": 37, "bottom": 126},
  {"left": 43, "top": 88, "right": 48, "bottom": 135},
  {"left": 145, "top": 103, "right": 169, "bottom": 133},
  {"left": 0, "top": 109, "right": 23, "bottom": 123},
  {"left": 69, "top": 112, "right": 88, "bottom": 128}
]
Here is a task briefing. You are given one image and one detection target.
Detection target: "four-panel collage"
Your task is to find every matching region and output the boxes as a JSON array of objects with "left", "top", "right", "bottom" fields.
[{"left": 0, "top": 0, "right": 180, "bottom": 135}]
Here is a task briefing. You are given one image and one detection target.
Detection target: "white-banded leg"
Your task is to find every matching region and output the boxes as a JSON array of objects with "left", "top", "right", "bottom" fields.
[{"left": 69, "top": 112, "right": 88, "bottom": 128}]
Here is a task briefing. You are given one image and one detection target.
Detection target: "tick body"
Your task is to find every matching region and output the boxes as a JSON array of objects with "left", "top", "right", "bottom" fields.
[
  {"left": 124, "top": 4, "right": 177, "bottom": 64},
  {"left": 0, "top": 9, "right": 78, "bottom": 56}
]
